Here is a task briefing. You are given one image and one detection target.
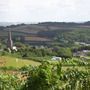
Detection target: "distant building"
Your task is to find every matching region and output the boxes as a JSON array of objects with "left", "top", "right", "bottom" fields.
[
  {"left": 51, "top": 56, "right": 62, "bottom": 61},
  {"left": 12, "top": 46, "right": 17, "bottom": 51},
  {"left": 75, "top": 42, "right": 90, "bottom": 46},
  {"left": 73, "top": 50, "right": 90, "bottom": 57}
]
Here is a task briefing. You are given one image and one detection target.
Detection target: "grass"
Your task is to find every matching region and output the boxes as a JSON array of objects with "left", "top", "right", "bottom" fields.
[
  {"left": 0, "top": 56, "right": 89, "bottom": 72},
  {"left": 62, "top": 66, "right": 89, "bottom": 72},
  {"left": 0, "top": 56, "right": 40, "bottom": 68}
]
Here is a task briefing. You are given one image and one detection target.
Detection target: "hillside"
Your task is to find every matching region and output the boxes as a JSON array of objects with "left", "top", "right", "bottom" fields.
[{"left": 0, "top": 22, "right": 90, "bottom": 46}]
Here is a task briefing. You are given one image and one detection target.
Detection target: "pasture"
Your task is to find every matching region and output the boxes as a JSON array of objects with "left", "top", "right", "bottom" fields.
[{"left": 0, "top": 56, "right": 40, "bottom": 68}]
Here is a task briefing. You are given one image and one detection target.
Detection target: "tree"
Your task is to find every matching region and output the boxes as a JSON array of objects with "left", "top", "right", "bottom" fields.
[
  {"left": 23, "top": 61, "right": 62, "bottom": 90},
  {"left": 57, "top": 48, "right": 72, "bottom": 58}
]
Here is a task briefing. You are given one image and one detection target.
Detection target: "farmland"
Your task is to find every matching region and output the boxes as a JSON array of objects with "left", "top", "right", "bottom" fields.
[{"left": 0, "top": 56, "right": 40, "bottom": 68}]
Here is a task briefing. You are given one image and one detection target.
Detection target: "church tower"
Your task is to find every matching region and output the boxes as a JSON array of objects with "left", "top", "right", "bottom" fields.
[{"left": 7, "top": 30, "right": 13, "bottom": 50}]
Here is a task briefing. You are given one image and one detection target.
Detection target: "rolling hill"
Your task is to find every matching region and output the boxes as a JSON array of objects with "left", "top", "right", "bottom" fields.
[{"left": 0, "top": 22, "right": 90, "bottom": 46}]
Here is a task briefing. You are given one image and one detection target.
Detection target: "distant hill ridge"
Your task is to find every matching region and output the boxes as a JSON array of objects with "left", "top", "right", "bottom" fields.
[
  {"left": 0, "top": 21, "right": 90, "bottom": 26},
  {"left": 0, "top": 21, "right": 90, "bottom": 45}
]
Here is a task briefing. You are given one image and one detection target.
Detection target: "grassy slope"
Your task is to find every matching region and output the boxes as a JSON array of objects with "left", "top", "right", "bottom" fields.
[{"left": 0, "top": 56, "right": 40, "bottom": 68}]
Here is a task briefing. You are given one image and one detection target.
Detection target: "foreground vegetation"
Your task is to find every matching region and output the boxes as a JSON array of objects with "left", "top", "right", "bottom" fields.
[{"left": 0, "top": 58, "right": 90, "bottom": 90}]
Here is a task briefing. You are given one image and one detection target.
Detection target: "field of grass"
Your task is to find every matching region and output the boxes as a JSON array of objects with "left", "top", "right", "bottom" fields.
[
  {"left": 0, "top": 56, "right": 90, "bottom": 72},
  {"left": 0, "top": 56, "right": 40, "bottom": 68}
]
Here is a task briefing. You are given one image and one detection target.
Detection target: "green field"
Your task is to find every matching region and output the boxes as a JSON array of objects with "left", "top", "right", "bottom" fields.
[{"left": 0, "top": 56, "right": 40, "bottom": 68}]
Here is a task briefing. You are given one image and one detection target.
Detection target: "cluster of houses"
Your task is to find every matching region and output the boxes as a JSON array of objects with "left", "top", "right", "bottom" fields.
[
  {"left": 74, "top": 42, "right": 90, "bottom": 58},
  {"left": 75, "top": 42, "right": 90, "bottom": 46},
  {"left": 73, "top": 50, "right": 90, "bottom": 56}
]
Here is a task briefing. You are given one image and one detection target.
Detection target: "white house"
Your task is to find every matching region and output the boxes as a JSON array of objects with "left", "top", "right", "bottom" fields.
[
  {"left": 51, "top": 56, "right": 62, "bottom": 61},
  {"left": 12, "top": 46, "right": 18, "bottom": 51}
]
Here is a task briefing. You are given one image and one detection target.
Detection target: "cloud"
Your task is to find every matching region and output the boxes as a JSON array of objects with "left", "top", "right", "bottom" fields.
[{"left": 0, "top": 0, "right": 90, "bottom": 22}]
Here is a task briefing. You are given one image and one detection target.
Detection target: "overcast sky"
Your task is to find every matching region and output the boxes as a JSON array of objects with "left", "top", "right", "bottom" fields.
[{"left": 0, "top": 0, "right": 90, "bottom": 22}]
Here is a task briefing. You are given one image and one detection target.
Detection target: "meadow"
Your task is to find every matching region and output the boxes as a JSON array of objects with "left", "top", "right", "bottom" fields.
[{"left": 0, "top": 56, "right": 40, "bottom": 68}]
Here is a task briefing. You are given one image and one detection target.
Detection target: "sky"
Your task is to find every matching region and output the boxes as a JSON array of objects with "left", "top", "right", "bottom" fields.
[{"left": 0, "top": 0, "right": 90, "bottom": 22}]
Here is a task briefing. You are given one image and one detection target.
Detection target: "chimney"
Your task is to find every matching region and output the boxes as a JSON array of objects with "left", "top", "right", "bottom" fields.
[{"left": 7, "top": 30, "right": 13, "bottom": 49}]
